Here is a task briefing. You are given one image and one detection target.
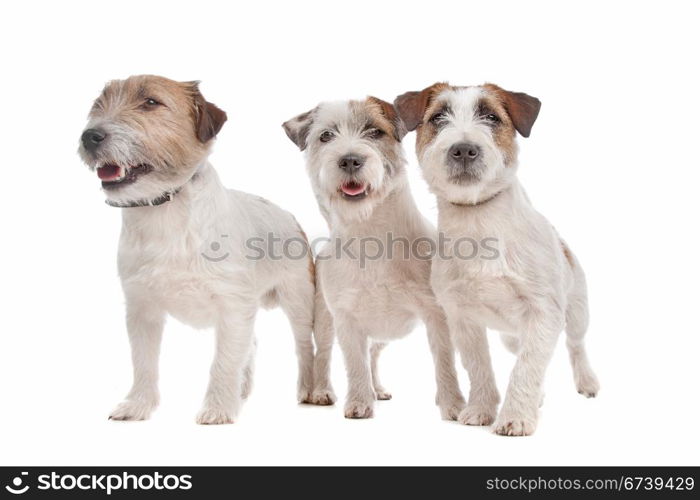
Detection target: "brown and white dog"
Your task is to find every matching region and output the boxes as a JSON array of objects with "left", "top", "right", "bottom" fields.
[
  {"left": 395, "top": 83, "right": 600, "bottom": 435},
  {"left": 78, "top": 75, "right": 333, "bottom": 424},
  {"left": 283, "top": 98, "right": 467, "bottom": 419}
]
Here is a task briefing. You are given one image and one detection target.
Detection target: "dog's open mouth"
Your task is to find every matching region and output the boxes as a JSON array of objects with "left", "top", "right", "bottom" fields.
[
  {"left": 97, "top": 163, "right": 153, "bottom": 190},
  {"left": 339, "top": 181, "right": 370, "bottom": 200}
]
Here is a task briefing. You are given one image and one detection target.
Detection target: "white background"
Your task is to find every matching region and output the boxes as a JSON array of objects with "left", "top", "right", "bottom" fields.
[{"left": 0, "top": 0, "right": 698, "bottom": 466}]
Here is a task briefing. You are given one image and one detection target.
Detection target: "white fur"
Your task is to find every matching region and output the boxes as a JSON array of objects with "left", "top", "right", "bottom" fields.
[
  {"left": 111, "top": 163, "right": 326, "bottom": 423},
  {"left": 419, "top": 88, "right": 514, "bottom": 205},
  {"left": 80, "top": 112, "right": 331, "bottom": 423},
  {"left": 293, "top": 101, "right": 467, "bottom": 419},
  {"left": 306, "top": 101, "right": 394, "bottom": 225},
  {"left": 81, "top": 113, "right": 196, "bottom": 207},
  {"left": 419, "top": 87, "right": 600, "bottom": 436}
]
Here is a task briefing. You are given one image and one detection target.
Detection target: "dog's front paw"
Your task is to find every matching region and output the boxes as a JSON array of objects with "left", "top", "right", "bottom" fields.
[
  {"left": 575, "top": 371, "right": 600, "bottom": 398},
  {"left": 493, "top": 412, "right": 537, "bottom": 436},
  {"left": 196, "top": 406, "right": 235, "bottom": 425},
  {"left": 374, "top": 389, "right": 392, "bottom": 401},
  {"left": 308, "top": 388, "right": 337, "bottom": 406},
  {"left": 457, "top": 405, "right": 497, "bottom": 426},
  {"left": 438, "top": 400, "right": 467, "bottom": 421},
  {"left": 297, "top": 389, "right": 313, "bottom": 404},
  {"left": 344, "top": 400, "right": 374, "bottom": 419},
  {"left": 109, "top": 399, "right": 157, "bottom": 421}
]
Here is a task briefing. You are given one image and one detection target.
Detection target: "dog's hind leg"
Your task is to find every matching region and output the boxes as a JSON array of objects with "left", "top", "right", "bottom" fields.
[
  {"left": 307, "top": 277, "right": 337, "bottom": 405},
  {"left": 564, "top": 257, "right": 600, "bottom": 398},
  {"left": 370, "top": 342, "right": 392, "bottom": 400},
  {"left": 278, "top": 275, "right": 316, "bottom": 404}
]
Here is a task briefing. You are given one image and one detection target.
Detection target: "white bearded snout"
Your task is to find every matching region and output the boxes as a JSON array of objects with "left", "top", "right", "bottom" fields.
[{"left": 420, "top": 118, "right": 512, "bottom": 205}]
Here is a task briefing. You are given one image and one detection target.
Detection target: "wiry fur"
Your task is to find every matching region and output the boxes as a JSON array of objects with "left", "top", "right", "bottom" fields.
[
  {"left": 79, "top": 75, "right": 332, "bottom": 424},
  {"left": 395, "top": 83, "right": 599, "bottom": 436},
  {"left": 284, "top": 98, "right": 466, "bottom": 419}
]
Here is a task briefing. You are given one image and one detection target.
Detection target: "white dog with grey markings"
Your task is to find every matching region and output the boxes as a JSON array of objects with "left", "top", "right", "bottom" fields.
[
  {"left": 79, "top": 75, "right": 333, "bottom": 424},
  {"left": 395, "top": 82, "right": 600, "bottom": 435},
  {"left": 283, "top": 97, "right": 467, "bottom": 419}
]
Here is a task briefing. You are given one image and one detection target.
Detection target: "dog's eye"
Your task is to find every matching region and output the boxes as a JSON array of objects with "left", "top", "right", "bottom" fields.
[
  {"left": 143, "top": 98, "right": 162, "bottom": 108},
  {"left": 320, "top": 130, "right": 335, "bottom": 143},
  {"left": 484, "top": 113, "right": 500, "bottom": 123},
  {"left": 365, "top": 128, "right": 385, "bottom": 139},
  {"left": 429, "top": 112, "right": 446, "bottom": 124}
]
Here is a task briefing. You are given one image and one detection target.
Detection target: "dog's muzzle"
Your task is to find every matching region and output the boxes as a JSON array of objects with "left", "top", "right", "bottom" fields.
[
  {"left": 339, "top": 180, "right": 370, "bottom": 201},
  {"left": 338, "top": 154, "right": 365, "bottom": 174},
  {"left": 98, "top": 163, "right": 154, "bottom": 190},
  {"left": 447, "top": 142, "right": 482, "bottom": 183},
  {"left": 81, "top": 128, "right": 107, "bottom": 153}
]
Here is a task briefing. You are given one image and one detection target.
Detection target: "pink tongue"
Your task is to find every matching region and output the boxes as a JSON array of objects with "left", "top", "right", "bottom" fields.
[
  {"left": 97, "top": 165, "right": 122, "bottom": 180},
  {"left": 341, "top": 182, "right": 366, "bottom": 196}
]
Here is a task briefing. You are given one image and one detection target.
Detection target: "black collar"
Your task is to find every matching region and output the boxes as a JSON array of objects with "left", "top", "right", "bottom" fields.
[
  {"left": 105, "top": 187, "right": 182, "bottom": 208},
  {"left": 450, "top": 189, "right": 503, "bottom": 208}
]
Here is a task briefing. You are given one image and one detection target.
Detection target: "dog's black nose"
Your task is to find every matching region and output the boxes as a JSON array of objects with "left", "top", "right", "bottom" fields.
[
  {"left": 81, "top": 128, "right": 106, "bottom": 151},
  {"left": 448, "top": 142, "right": 481, "bottom": 163},
  {"left": 338, "top": 154, "right": 365, "bottom": 173}
]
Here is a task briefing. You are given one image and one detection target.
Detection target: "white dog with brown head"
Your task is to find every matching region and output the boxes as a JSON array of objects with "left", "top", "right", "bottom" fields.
[
  {"left": 79, "top": 75, "right": 333, "bottom": 424},
  {"left": 395, "top": 82, "right": 600, "bottom": 435},
  {"left": 284, "top": 97, "right": 466, "bottom": 419}
]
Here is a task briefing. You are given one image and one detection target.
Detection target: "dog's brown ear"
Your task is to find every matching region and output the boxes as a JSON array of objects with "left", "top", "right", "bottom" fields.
[
  {"left": 191, "top": 83, "right": 228, "bottom": 143},
  {"left": 367, "top": 96, "right": 407, "bottom": 141},
  {"left": 488, "top": 84, "right": 541, "bottom": 138},
  {"left": 394, "top": 82, "right": 448, "bottom": 132},
  {"left": 282, "top": 109, "right": 315, "bottom": 151}
]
